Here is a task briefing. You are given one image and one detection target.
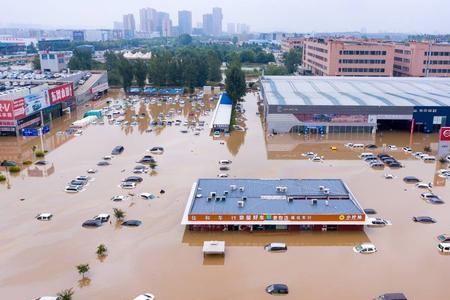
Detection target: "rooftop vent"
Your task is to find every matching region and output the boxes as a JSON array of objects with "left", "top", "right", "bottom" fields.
[
  {"left": 224, "top": 191, "right": 229, "bottom": 196},
  {"left": 311, "top": 199, "right": 318, "bottom": 206},
  {"left": 323, "top": 188, "right": 330, "bottom": 194},
  {"left": 319, "top": 186, "right": 325, "bottom": 191},
  {"left": 210, "top": 192, "right": 216, "bottom": 198},
  {"left": 221, "top": 197, "right": 226, "bottom": 201},
  {"left": 288, "top": 197, "right": 294, "bottom": 203},
  {"left": 239, "top": 186, "right": 245, "bottom": 192},
  {"left": 230, "top": 185, "right": 237, "bottom": 191},
  {"left": 207, "top": 197, "right": 212, "bottom": 202},
  {"left": 242, "top": 196, "right": 247, "bottom": 201},
  {"left": 238, "top": 200, "right": 245, "bottom": 208},
  {"left": 276, "top": 186, "right": 288, "bottom": 193}
]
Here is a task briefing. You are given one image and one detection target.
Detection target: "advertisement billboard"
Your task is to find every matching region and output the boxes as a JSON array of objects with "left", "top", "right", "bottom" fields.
[
  {"left": 0, "top": 98, "right": 25, "bottom": 121},
  {"left": 91, "top": 82, "right": 109, "bottom": 94},
  {"left": 24, "top": 93, "right": 49, "bottom": 116},
  {"left": 438, "top": 127, "right": 450, "bottom": 158},
  {"left": 49, "top": 83, "right": 74, "bottom": 105}
]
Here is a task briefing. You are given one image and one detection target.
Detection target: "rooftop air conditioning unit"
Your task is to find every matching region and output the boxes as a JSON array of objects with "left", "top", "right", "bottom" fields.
[
  {"left": 230, "top": 185, "right": 237, "bottom": 191},
  {"left": 224, "top": 191, "right": 229, "bottom": 196},
  {"left": 323, "top": 188, "right": 330, "bottom": 194},
  {"left": 207, "top": 197, "right": 212, "bottom": 202},
  {"left": 221, "top": 197, "right": 226, "bottom": 201},
  {"left": 325, "top": 200, "right": 329, "bottom": 206},
  {"left": 239, "top": 186, "right": 245, "bottom": 192},
  {"left": 276, "top": 186, "right": 287, "bottom": 193},
  {"left": 238, "top": 200, "right": 245, "bottom": 208},
  {"left": 288, "top": 197, "right": 294, "bottom": 203},
  {"left": 319, "top": 186, "right": 325, "bottom": 191},
  {"left": 242, "top": 196, "right": 247, "bottom": 201},
  {"left": 311, "top": 199, "right": 318, "bottom": 205},
  {"left": 210, "top": 192, "right": 216, "bottom": 198}
]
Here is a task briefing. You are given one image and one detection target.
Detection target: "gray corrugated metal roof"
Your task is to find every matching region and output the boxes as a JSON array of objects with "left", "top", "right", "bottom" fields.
[
  {"left": 189, "top": 179, "right": 363, "bottom": 215},
  {"left": 261, "top": 76, "right": 450, "bottom": 107}
]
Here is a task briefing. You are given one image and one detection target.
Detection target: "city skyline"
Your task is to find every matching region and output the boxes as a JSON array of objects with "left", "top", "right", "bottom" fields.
[{"left": 1, "top": 0, "right": 450, "bottom": 34}]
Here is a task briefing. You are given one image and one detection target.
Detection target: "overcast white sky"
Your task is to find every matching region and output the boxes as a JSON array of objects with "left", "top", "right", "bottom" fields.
[{"left": 1, "top": 0, "right": 449, "bottom": 33}]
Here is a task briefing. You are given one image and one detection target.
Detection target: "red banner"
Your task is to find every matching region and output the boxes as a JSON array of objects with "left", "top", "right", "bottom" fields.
[
  {"left": 49, "top": 83, "right": 74, "bottom": 105},
  {"left": 0, "top": 100, "right": 14, "bottom": 120},
  {"left": 440, "top": 127, "right": 450, "bottom": 141}
]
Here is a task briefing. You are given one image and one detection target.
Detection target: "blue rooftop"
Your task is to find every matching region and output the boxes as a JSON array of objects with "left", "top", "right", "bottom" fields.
[
  {"left": 189, "top": 179, "right": 363, "bottom": 216},
  {"left": 219, "top": 93, "right": 233, "bottom": 105}
]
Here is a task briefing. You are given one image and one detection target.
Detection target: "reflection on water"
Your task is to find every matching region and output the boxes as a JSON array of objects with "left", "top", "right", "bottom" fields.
[
  {"left": 182, "top": 230, "right": 370, "bottom": 247},
  {"left": 203, "top": 255, "right": 225, "bottom": 266}
]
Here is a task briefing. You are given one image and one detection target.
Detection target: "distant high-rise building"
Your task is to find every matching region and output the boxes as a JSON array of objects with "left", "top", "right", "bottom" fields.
[
  {"left": 178, "top": 10, "right": 192, "bottom": 35},
  {"left": 212, "top": 7, "right": 223, "bottom": 36},
  {"left": 123, "top": 14, "right": 136, "bottom": 39},
  {"left": 140, "top": 8, "right": 157, "bottom": 33},
  {"left": 227, "top": 23, "right": 236, "bottom": 35},
  {"left": 236, "top": 23, "right": 250, "bottom": 34},
  {"left": 155, "top": 12, "right": 171, "bottom": 36},
  {"left": 113, "top": 22, "right": 123, "bottom": 31},
  {"left": 202, "top": 14, "right": 213, "bottom": 36}
]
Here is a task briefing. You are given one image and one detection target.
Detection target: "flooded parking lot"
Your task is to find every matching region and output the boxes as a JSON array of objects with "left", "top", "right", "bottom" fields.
[{"left": 1, "top": 90, "right": 450, "bottom": 300}]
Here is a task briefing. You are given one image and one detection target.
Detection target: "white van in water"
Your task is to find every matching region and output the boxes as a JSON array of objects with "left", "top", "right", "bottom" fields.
[
  {"left": 352, "top": 144, "right": 365, "bottom": 149},
  {"left": 438, "top": 242, "right": 450, "bottom": 253},
  {"left": 359, "top": 152, "right": 374, "bottom": 159}
]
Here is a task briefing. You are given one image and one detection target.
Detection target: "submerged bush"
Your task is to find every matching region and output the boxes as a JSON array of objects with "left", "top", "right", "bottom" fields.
[
  {"left": 35, "top": 150, "right": 45, "bottom": 158},
  {"left": 0, "top": 175, "right": 6, "bottom": 182},
  {"left": 8, "top": 166, "right": 21, "bottom": 173},
  {"left": 22, "top": 160, "right": 32, "bottom": 166}
]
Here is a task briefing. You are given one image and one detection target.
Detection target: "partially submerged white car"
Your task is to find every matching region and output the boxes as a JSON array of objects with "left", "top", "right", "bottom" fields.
[
  {"left": 133, "top": 293, "right": 155, "bottom": 300},
  {"left": 367, "top": 217, "right": 392, "bottom": 227},
  {"left": 140, "top": 193, "right": 155, "bottom": 200},
  {"left": 353, "top": 243, "right": 377, "bottom": 254}
]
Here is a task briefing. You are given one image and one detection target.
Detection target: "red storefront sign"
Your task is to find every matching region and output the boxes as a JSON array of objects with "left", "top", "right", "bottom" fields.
[
  {"left": 440, "top": 127, "right": 450, "bottom": 141},
  {"left": 49, "top": 83, "right": 74, "bottom": 105},
  {"left": 0, "top": 100, "right": 14, "bottom": 120}
]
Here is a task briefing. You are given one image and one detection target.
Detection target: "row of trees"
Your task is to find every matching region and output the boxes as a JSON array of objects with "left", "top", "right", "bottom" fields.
[{"left": 104, "top": 47, "right": 222, "bottom": 91}]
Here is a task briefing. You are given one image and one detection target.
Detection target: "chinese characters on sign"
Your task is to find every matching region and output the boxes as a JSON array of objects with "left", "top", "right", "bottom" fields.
[
  {"left": 49, "top": 83, "right": 74, "bottom": 105},
  {"left": 188, "top": 214, "right": 365, "bottom": 222}
]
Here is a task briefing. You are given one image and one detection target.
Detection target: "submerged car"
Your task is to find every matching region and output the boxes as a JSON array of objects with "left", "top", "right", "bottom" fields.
[
  {"left": 374, "top": 293, "right": 407, "bottom": 300},
  {"left": 403, "top": 176, "right": 421, "bottom": 183},
  {"left": 353, "top": 243, "right": 377, "bottom": 254},
  {"left": 265, "top": 284, "right": 289, "bottom": 295},
  {"left": 111, "top": 145, "right": 124, "bottom": 155},
  {"left": 97, "top": 161, "right": 111, "bottom": 166},
  {"left": 219, "top": 159, "right": 232, "bottom": 165},
  {"left": 36, "top": 213, "right": 53, "bottom": 221},
  {"left": 368, "top": 218, "right": 391, "bottom": 226},
  {"left": 364, "top": 208, "right": 377, "bottom": 215},
  {"left": 123, "top": 176, "right": 143, "bottom": 183},
  {"left": 421, "top": 193, "right": 444, "bottom": 204},
  {"left": 82, "top": 219, "right": 102, "bottom": 227},
  {"left": 264, "top": 243, "right": 287, "bottom": 252},
  {"left": 148, "top": 146, "right": 164, "bottom": 154},
  {"left": 140, "top": 193, "right": 155, "bottom": 200},
  {"left": 64, "top": 185, "right": 82, "bottom": 193},
  {"left": 111, "top": 195, "right": 126, "bottom": 202},
  {"left": 133, "top": 293, "right": 155, "bottom": 300},
  {"left": 121, "top": 182, "right": 137, "bottom": 189},
  {"left": 122, "top": 220, "right": 142, "bottom": 227},
  {"left": 438, "top": 243, "right": 450, "bottom": 253},
  {"left": 412, "top": 216, "right": 436, "bottom": 223},
  {"left": 437, "top": 234, "right": 450, "bottom": 243}
]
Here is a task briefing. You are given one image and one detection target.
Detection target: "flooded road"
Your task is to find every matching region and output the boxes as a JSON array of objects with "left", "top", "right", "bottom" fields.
[{"left": 1, "top": 90, "right": 450, "bottom": 300}]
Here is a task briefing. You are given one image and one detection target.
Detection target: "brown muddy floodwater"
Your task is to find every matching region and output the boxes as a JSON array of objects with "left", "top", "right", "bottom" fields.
[{"left": 1, "top": 89, "right": 450, "bottom": 300}]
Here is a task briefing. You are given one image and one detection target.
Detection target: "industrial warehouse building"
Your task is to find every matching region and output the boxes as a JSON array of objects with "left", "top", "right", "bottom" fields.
[
  {"left": 182, "top": 179, "right": 368, "bottom": 232},
  {"left": 260, "top": 76, "right": 450, "bottom": 134}
]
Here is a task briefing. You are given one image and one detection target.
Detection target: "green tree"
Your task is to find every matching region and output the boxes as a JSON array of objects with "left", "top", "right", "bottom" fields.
[
  {"left": 76, "top": 264, "right": 90, "bottom": 278},
  {"left": 32, "top": 55, "right": 41, "bottom": 70},
  {"left": 105, "top": 51, "right": 121, "bottom": 86},
  {"left": 96, "top": 244, "right": 108, "bottom": 256},
  {"left": 283, "top": 48, "right": 302, "bottom": 74},
  {"left": 26, "top": 42, "right": 38, "bottom": 54},
  {"left": 232, "top": 36, "right": 239, "bottom": 45},
  {"left": 225, "top": 60, "right": 246, "bottom": 104},
  {"left": 118, "top": 56, "right": 133, "bottom": 92},
  {"left": 68, "top": 48, "right": 93, "bottom": 70},
  {"left": 113, "top": 208, "right": 126, "bottom": 221},
  {"left": 133, "top": 59, "right": 147, "bottom": 88},
  {"left": 207, "top": 50, "right": 222, "bottom": 82},
  {"left": 57, "top": 288, "right": 74, "bottom": 300},
  {"left": 177, "top": 34, "right": 192, "bottom": 46},
  {"left": 265, "top": 64, "right": 288, "bottom": 75}
]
